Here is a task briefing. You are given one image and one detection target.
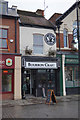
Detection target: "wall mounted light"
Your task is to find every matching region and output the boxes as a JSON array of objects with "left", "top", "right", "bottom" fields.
[{"left": 10, "top": 39, "right": 14, "bottom": 43}]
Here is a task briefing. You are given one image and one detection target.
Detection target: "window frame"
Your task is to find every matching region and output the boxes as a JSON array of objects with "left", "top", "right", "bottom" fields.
[
  {"left": 65, "top": 66, "right": 79, "bottom": 88},
  {"left": 63, "top": 28, "right": 68, "bottom": 48},
  {"left": 0, "top": 28, "right": 8, "bottom": 49},
  {"left": 33, "top": 34, "right": 43, "bottom": 54}
]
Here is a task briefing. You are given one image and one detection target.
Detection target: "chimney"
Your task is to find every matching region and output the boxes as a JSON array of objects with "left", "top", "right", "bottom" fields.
[
  {"left": 36, "top": 9, "right": 44, "bottom": 17},
  {"left": 12, "top": 5, "right": 17, "bottom": 12}
]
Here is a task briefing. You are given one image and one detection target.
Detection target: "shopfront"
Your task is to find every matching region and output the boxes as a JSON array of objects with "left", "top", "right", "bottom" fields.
[
  {"left": 0, "top": 54, "right": 21, "bottom": 100},
  {"left": 57, "top": 53, "right": 80, "bottom": 96},
  {"left": 65, "top": 55, "right": 80, "bottom": 95},
  {"left": 22, "top": 56, "right": 60, "bottom": 98}
]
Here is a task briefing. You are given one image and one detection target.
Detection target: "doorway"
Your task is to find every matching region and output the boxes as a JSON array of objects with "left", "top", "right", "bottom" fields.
[
  {"left": 26, "top": 74, "right": 30, "bottom": 94},
  {"left": 31, "top": 69, "right": 56, "bottom": 97}
]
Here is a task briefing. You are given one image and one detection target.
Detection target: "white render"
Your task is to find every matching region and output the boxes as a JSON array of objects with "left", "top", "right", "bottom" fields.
[
  {"left": 56, "top": 9, "right": 77, "bottom": 34},
  {"left": 62, "top": 55, "right": 66, "bottom": 96},
  {"left": 20, "top": 26, "right": 56, "bottom": 56},
  {"left": 56, "top": 7, "right": 80, "bottom": 50}
]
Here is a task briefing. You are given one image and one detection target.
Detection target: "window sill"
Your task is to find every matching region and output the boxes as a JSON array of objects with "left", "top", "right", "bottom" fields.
[
  {"left": 32, "top": 53, "right": 44, "bottom": 56},
  {"left": 0, "top": 49, "right": 9, "bottom": 51},
  {"left": 57, "top": 48, "right": 71, "bottom": 50}
]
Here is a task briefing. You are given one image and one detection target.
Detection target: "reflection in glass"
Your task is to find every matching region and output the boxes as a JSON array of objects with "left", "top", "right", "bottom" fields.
[{"left": 2, "top": 74, "right": 12, "bottom": 92}]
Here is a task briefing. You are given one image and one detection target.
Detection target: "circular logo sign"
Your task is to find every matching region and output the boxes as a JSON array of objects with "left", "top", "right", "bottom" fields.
[
  {"left": 6, "top": 58, "right": 12, "bottom": 66},
  {"left": 44, "top": 33, "right": 56, "bottom": 45}
]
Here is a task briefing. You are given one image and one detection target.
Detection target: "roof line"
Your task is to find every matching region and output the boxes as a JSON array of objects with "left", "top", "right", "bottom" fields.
[
  {"left": 19, "top": 23, "right": 55, "bottom": 30},
  {"left": 56, "top": 1, "right": 80, "bottom": 25}
]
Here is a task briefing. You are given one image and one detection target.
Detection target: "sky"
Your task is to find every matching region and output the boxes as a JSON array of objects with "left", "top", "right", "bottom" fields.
[{"left": 7, "top": 0, "right": 77, "bottom": 19}]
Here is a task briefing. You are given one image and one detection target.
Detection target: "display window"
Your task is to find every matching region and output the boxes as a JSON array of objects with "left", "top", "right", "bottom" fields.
[
  {"left": 65, "top": 66, "right": 79, "bottom": 87},
  {"left": 2, "top": 70, "right": 14, "bottom": 93}
]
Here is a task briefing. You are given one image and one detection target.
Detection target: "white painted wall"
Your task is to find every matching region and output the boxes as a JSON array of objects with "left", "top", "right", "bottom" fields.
[
  {"left": 20, "top": 26, "right": 56, "bottom": 56},
  {"left": 56, "top": 9, "right": 77, "bottom": 34},
  {"left": 62, "top": 55, "right": 66, "bottom": 96}
]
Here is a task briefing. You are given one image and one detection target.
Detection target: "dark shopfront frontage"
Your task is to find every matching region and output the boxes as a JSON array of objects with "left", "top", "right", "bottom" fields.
[
  {"left": 21, "top": 56, "right": 60, "bottom": 98},
  {"left": 57, "top": 53, "right": 80, "bottom": 96},
  {"left": 65, "top": 54, "right": 80, "bottom": 95}
]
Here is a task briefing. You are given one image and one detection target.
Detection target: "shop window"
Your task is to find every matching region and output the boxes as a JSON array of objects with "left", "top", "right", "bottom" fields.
[
  {"left": 0, "top": 29, "right": 8, "bottom": 49},
  {"left": 65, "top": 66, "right": 79, "bottom": 87},
  {"left": 63, "top": 28, "right": 68, "bottom": 47},
  {"left": 2, "top": 70, "right": 13, "bottom": 93},
  {"left": 33, "top": 34, "right": 43, "bottom": 54}
]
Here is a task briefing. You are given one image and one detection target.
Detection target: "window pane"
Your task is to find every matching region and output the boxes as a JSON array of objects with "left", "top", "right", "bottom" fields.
[
  {"left": 2, "top": 29, "right": 7, "bottom": 38},
  {"left": 2, "top": 39, "right": 7, "bottom": 48},
  {"left": 33, "top": 35, "right": 43, "bottom": 45},
  {"left": 64, "top": 37, "right": 67, "bottom": 47},
  {"left": 33, "top": 34, "right": 43, "bottom": 54},
  {"left": 63, "top": 29, "right": 68, "bottom": 47},
  {"left": 33, "top": 46, "right": 43, "bottom": 54},
  {"left": 2, "top": 74, "right": 12, "bottom": 92}
]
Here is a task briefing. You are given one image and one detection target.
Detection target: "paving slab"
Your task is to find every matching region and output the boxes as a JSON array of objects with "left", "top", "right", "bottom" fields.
[{"left": 0, "top": 95, "right": 80, "bottom": 107}]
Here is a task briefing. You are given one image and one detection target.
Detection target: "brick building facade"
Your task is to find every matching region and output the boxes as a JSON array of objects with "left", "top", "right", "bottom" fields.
[
  {"left": 0, "top": 0, "right": 21, "bottom": 100},
  {"left": 49, "top": 1, "right": 80, "bottom": 95}
]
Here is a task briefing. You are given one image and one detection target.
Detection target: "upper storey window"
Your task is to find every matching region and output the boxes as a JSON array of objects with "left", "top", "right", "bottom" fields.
[
  {"left": 33, "top": 34, "right": 43, "bottom": 54},
  {"left": 0, "top": 29, "right": 8, "bottom": 49},
  {"left": 63, "top": 28, "right": 68, "bottom": 47},
  {"left": 0, "top": 2, "right": 8, "bottom": 15}
]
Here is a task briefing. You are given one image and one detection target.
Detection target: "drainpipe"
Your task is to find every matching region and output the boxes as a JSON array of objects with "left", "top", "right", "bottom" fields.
[
  {"left": 58, "top": 25, "right": 60, "bottom": 51},
  {"left": 15, "top": 17, "right": 17, "bottom": 53}
]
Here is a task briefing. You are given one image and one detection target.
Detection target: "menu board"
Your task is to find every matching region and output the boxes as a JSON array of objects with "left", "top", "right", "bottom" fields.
[{"left": 46, "top": 89, "right": 57, "bottom": 104}]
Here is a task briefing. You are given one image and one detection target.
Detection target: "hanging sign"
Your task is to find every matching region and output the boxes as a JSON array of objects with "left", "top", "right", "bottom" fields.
[{"left": 6, "top": 58, "right": 12, "bottom": 66}]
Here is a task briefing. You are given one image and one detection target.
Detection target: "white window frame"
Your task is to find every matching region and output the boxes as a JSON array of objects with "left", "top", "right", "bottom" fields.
[{"left": 33, "top": 34, "right": 43, "bottom": 55}]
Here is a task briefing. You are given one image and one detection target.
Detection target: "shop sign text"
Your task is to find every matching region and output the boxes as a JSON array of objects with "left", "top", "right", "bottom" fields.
[{"left": 26, "top": 62, "right": 57, "bottom": 69}]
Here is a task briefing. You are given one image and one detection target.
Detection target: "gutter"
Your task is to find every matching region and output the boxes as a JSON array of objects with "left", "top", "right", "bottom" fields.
[{"left": 15, "top": 17, "right": 17, "bottom": 53}]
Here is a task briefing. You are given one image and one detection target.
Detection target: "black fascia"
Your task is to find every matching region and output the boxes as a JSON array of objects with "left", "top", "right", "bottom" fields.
[
  {"left": 0, "top": 14, "right": 19, "bottom": 19},
  {"left": 22, "top": 56, "right": 58, "bottom": 62},
  {"left": 0, "top": 53, "right": 21, "bottom": 55}
]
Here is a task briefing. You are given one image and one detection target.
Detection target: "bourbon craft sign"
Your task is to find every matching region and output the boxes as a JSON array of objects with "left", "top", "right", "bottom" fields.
[{"left": 26, "top": 62, "right": 57, "bottom": 69}]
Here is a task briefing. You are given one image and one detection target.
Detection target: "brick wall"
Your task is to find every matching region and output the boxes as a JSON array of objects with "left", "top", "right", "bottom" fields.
[
  {"left": 0, "top": 17, "right": 20, "bottom": 100},
  {"left": 0, "top": 93, "right": 14, "bottom": 100},
  {"left": 0, "top": 17, "right": 19, "bottom": 54},
  {"left": 56, "top": 33, "right": 73, "bottom": 50}
]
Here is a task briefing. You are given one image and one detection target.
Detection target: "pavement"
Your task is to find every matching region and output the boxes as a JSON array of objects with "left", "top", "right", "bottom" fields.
[{"left": 0, "top": 94, "right": 80, "bottom": 107}]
